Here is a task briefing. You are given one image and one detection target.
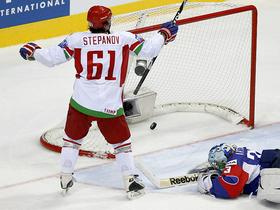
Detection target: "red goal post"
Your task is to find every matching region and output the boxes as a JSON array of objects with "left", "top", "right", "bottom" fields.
[{"left": 40, "top": 3, "right": 257, "bottom": 158}]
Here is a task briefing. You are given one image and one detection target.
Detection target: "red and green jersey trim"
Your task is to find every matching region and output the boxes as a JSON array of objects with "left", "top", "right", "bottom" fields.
[
  {"left": 70, "top": 98, "right": 124, "bottom": 118},
  {"left": 63, "top": 46, "right": 74, "bottom": 60},
  {"left": 130, "top": 41, "right": 144, "bottom": 55}
]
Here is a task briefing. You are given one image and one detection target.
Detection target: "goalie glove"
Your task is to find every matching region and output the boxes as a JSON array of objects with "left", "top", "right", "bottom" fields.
[
  {"left": 158, "top": 21, "right": 178, "bottom": 45},
  {"left": 19, "top": 42, "right": 41, "bottom": 61},
  {"left": 197, "top": 170, "right": 220, "bottom": 194}
]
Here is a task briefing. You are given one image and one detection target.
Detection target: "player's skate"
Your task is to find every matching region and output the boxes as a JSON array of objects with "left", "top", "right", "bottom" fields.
[
  {"left": 60, "top": 173, "right": 74, "bottom": 194},
  {"left": 124, "top": 174, "right": 145, "bottom": 200}
]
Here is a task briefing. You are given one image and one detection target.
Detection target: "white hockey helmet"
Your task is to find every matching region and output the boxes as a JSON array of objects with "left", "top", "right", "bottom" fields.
[{"left": 208, "top": 143, "right": 237, "bottom": 171}]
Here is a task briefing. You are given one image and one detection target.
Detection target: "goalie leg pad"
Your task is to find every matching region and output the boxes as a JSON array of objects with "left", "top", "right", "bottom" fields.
[{"left": 257, "top": 168, "right": 280, "bottom": 203}]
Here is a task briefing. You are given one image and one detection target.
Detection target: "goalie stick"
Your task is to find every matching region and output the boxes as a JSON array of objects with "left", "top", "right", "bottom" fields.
[
  {"left": 133, "top": 0, "right": 187, "bottom": 95},
  {"left": 136, "top": 160, "right": 213, "bottom": 189},
  {"left": 157, "top": 173, "right": 199, "bottom": 188}
]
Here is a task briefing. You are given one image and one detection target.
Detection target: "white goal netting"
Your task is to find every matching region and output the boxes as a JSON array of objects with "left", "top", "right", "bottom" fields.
[{"left": 41, "top": 3, "right": 257, "bottom": 158}]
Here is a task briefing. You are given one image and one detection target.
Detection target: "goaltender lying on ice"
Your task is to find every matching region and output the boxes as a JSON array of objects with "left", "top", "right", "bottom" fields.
[{"left": 138, "top": 143, "right": 280, "bottom": 203}]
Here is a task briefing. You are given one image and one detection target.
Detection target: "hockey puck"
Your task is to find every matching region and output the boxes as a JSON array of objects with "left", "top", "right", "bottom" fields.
[{"left": 150, "top": 122, "right": 157, "bottom": 130}]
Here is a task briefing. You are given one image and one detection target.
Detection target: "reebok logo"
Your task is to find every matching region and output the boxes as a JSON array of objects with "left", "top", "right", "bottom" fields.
[{"left": 169, "top": 175, "right": 198, "bottom": 185}]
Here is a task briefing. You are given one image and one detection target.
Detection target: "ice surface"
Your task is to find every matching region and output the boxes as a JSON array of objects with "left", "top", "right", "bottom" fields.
[{"left": 0, "top": 0, "right": 280, "bottom": 209}]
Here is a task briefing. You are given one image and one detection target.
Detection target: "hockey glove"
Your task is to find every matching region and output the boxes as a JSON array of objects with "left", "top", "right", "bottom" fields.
[
  {"left": 158, "top": 21, "right": 178, "bottom": 45},
  {"left": 19, "top": 43, "right": 41, "bottom": 61},
  {"left": 197, "top": 170, "right": 219, "bottom": 194}
]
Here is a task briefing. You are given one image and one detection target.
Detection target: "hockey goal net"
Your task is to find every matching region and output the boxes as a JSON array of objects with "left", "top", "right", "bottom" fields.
[{"left": 40, "top": 3, "right": 257, "bottom": 159}]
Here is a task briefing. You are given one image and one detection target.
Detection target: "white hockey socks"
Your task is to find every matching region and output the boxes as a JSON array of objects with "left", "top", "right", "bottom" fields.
[
  {"left": 113, "top": 138, "right": 145, "bottom": 199},
  {"left": 60, "top": 147, "right": 79, "bottom": 174},
  {"left": 60, "top": 135, "right": 82, "bottom": 174},
  {"left": 113, "top": 138, "right": 135, "bottom": 176}
]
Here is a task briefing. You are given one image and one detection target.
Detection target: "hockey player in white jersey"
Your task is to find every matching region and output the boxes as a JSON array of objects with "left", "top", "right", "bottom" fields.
[{"left": 19, "top": 5, "right": 178, "bottom": 199}]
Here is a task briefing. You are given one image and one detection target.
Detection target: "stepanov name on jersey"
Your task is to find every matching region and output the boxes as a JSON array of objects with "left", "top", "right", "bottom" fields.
[{"left": 83, "top": 35, "right": 120, "bottom": 45}]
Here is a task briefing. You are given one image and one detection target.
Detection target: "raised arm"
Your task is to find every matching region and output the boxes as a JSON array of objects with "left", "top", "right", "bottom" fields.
[
  {"left": 19, "top": 37, "right": 74, "bottom": 68},
  {"left": 125, "top": 21, "right": 178, "bottom": 59}
]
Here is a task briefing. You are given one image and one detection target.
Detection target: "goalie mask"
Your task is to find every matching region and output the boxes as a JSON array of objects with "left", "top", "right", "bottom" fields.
[{"left": 208, "top": 143, "right": 237, "bottom": 171}]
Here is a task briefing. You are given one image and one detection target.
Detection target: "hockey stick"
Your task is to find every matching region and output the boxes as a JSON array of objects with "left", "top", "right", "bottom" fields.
[
  {"left": 136, "top": 159, "right": 199, "bottom": 188},
  {"left": 137, "top": 160, "right": 212, "bottom": 189},
  {"left": 157, "top": 173, "right": 199, "bottom": 188},
  {"left": 133, "top": 0, "right": 187, "bottom": 95}
]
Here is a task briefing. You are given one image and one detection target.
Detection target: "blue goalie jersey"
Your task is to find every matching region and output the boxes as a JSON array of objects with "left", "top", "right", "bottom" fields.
[{"left": 210, "top": 147, "right": 261, "bottom": 198}]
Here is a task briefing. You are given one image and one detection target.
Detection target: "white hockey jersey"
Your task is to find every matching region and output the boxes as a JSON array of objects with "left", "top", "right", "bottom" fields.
[{"left": 34, "top": 31, "right": 164, "bottom": 118}]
